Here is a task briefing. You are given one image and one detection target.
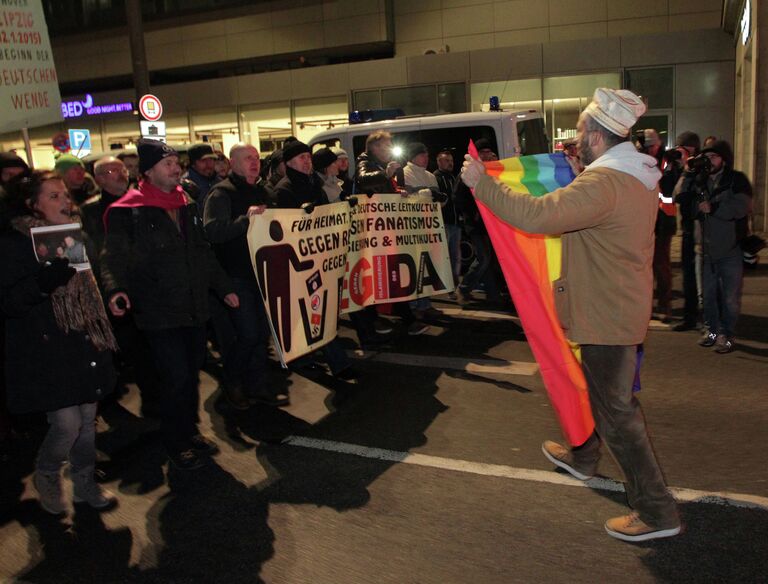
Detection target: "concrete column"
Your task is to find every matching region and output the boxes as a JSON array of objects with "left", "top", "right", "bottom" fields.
[
  {"left": 125, "top": 0, "right": 151, "bottom": 104},
  {"left": 754, "top": 0, "right": 768, "bottom": 231}
]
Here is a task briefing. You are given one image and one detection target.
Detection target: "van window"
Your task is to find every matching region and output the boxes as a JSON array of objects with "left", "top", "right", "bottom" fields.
[
  {"left": 352, "top": 125, "right": 498, "bottom": 171},
  {"left": 352, "top": 130, "right": 421, "bottom": 161},
  {"left": 311, "top": 137, "right": 341, "bottom": 152},
  {"left": 352, "top": 135, "right": 368, "bottom": 159},
  {"left": 418, "top": 126, "right": 498, "bottom": 169},
  {"left": 517, "top": 118, "right": 549, "bottom": 155}
]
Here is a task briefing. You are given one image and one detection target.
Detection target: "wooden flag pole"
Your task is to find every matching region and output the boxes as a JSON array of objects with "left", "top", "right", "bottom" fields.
[{"left": 21, "top": 127, "right": 34, "bottom": 170}]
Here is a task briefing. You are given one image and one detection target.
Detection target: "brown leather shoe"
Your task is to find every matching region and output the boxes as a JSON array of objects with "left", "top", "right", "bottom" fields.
[
  {"left": 604, "top": 512, "right": 681, "bottom": 542},
  {"left": 541, "top": 440, "right": 596, "bottom": 481}
]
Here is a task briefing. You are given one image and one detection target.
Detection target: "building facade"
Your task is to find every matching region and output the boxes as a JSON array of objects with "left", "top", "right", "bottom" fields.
[
  {"left": 2, "top": 0, "right": 763, "bottom": 229},
  {"left": 732, "top": 0, "right": 766, "bottom": 230}
]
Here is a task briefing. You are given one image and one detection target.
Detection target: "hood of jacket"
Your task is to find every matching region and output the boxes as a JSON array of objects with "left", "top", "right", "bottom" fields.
[{"left": 584, "top": 142, "right": 661, "bottom": 190}]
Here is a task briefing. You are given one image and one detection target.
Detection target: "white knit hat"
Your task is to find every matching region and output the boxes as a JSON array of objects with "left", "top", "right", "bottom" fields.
[
  {"left": 584, "top": 88, "right": 646, "bottom": 137},
  {"left": 330, "top": 146, "right": 348, "bottom": 158}
]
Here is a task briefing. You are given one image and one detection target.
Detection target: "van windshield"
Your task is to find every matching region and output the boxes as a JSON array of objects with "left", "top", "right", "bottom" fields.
[
  {"left": 517, "top": 118, "right": 550, "bottom": 155},
  {"left": 311, "top": 138, "right": 341, "bottom": 152},
  {"left": 351, "top": 126, "right": 498, "bottom": 170}
]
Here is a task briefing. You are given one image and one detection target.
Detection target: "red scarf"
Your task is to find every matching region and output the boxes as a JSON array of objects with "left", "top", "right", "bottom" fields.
[{"left": 103, "top": 180, "right": 187, "bottom": 228}]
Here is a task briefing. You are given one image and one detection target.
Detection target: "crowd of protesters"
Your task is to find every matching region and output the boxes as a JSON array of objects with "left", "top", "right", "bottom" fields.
[
  {"left": 0, "top": 133, "right": 484, "bottom": 513},
  {"left": 0, "top": 109, "right": 757, "bottom": 523}
]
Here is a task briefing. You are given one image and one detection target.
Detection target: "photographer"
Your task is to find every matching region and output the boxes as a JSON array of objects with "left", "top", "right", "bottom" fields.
[
  {"left": 675, "top": 140, "right": 751, "bottom": 353},
  {"left": 353, "top": 131, "right": 425, "bottom": 340},
  {"left": 637, "top": 129, "right": 674, "bottom": 322},
  {"left": 668, "top": 132, "right": 702, "bottom": 331}
]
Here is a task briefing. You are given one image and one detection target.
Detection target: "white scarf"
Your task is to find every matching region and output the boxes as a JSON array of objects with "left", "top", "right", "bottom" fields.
[
  {"left": 584, "top": 142, "right": 661, "bottom": 190},
  {"left": 319, "top": 173, "right": 343, "bottom": 202},
  {"left": 403, "top": 162, "right": 438, "bottom": 190}
]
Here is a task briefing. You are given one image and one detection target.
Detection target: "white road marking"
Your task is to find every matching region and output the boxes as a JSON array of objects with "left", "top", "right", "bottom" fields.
[
  {"left": 439, "top": 306, "right": 673, "bottom": 333},
  {"left": 347, "top": 350, "right": 539, "bottom": 376},
  {"left": 441, "top": 308, "right": 672, "bottom": 332},
  {"left": 283, "top": 436, "right": 768, "bottom": 511},
  {"left": 439, "top": 307, "right": 520, "bottom": 322}
]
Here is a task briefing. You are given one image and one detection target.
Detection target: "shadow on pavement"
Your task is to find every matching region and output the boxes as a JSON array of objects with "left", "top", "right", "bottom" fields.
[
  {"left": 138, "top": 461, "right": 274, "bottom": 584},
  {"left": 445, "top": 369, "right": 533, "bottom": 393},
  {"left": 209, "top": 388, "right": 313, "bottom": 447},
  {"left": 18, "top": 506, "right": 137, "bottom": 584},
  {"left": 639, "top": 502, "right": 768, "bottom": 582},
  {"left": 249, "top": 303, "right": 533, "bottom": 514},
  {"left": 736, "top": 313, "right": 768, "bottom": 344},
  {"left": 246, "top": 355, "right": 448, "bottom": 573},
  {"left": 1, "top": 302, "right": 538, "bottom": 582}
]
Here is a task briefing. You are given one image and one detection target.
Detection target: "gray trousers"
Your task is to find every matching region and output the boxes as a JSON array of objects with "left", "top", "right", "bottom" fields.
[
  {"left": 37, "top": 402, "right": 98, "bottom": 473},
  {"left": 575, "top": 345, "right": 678, "bottom": 528}
]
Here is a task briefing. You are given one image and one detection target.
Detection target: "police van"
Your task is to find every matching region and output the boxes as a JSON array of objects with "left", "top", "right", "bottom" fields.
[
  {"left": 307, "top": 109, "right": 549, "bottom": 168},
  {"left": 308, "top": 109, "right": 549, "bottom": 273}
]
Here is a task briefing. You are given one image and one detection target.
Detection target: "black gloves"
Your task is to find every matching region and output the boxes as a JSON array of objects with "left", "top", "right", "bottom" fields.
[
  {"left": 37, "top": 258, "right": 76, "bottom": 294},
  {"left": 430, "top": 188, "right": 448, "bottom": 204}
]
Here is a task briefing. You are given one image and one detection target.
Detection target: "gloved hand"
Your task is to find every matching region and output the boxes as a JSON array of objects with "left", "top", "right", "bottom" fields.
[
  {"left": 37, "top": 258, "right": 76, "bottom": 294},
  {"left": 430, "top": 188, "right": 448, "bottom": 204},
  {"left": 339, "top": 192, "right": 358, "bottom": 207}
]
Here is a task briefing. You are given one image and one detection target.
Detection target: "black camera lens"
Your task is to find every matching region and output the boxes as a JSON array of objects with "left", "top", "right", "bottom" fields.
[{"left": 687, "top": 154, "right": 712, "bottom": 175}]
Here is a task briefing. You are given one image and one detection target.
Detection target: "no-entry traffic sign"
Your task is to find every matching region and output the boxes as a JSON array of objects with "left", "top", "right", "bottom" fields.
[{"left": 139, "top": 94, "right": 163, "bottom": 122}]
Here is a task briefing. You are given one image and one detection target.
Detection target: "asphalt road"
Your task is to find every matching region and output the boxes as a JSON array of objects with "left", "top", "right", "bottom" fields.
[{"left": 2, "top": 266, "right": 767, "bottom": 584}]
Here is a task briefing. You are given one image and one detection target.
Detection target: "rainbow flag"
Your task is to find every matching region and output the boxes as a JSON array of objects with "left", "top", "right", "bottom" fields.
[{"left": 469, "top": 142, "right": 594, "bottom": 446}]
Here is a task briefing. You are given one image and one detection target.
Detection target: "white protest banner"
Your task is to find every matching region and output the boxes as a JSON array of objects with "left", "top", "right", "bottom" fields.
[
  {"left": 248, "top": 203, "right": 350, "bottom": 366},
  {"left": 341, "top": 193, "right": 453, "bottom": 313},
  {"left": 0, "top": 0, "right": 62, "bottom": 133}
]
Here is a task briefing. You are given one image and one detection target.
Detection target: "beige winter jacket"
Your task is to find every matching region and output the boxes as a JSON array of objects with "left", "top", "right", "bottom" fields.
[{"left": 473, "top": 166, "right": 658, "bottom": 345}]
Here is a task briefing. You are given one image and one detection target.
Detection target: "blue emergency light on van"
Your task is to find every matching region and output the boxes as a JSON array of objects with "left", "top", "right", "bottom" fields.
[{"left": 349, "top": 109, "right": 405, "bottom": 124}]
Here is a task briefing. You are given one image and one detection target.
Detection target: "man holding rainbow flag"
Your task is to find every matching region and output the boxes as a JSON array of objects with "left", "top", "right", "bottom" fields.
[{"left": 461, "top": 88, "right": 681, "bottom": 543}]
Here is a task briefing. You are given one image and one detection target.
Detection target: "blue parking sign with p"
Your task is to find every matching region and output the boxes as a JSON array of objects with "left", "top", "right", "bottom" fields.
[{"left": 68, "top": 129, "right": 92, "bottom": 157}]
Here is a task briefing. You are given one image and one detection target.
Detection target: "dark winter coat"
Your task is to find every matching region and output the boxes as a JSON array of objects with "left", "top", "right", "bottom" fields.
[
  {"left": 338, "top": 172, "right": 353, "bottom": 195},
  {"left": 80, "top": 189, "right": 122, "bottom": 255},
  {"left": 68, "top": 176, "right": 98, "bottom": 206},
  {"left": 100, "top": 198, "right": 234, "bottom": 331},
  {"left": 0, "top": 230, "right": 115, "bottom": 414},
  {"left": 182, "top": 167, "right": 219, "bottom": 217},
  {"left": 273, "top": 168, "right": 329, "bottom": 209},
  {"left": 676, "top": 167, "right": 752, "bottom": 260},
  {"left": 453, "top": 179, "right": 485, "bottom": 232},
  {"left": 700, "top": 168, "right": 751, "bottom": 261},
  {"left": 645, "top": 147, "right": 676, "bottom": 239},
  {"left": 353, "top": 152, "right": 398, "bottom": 194},
  {"left": 203, "top": 172, "right": 274, "bottom": 280},
  {"left": 433, "top": 168, "right": 460, "bottom": 226}
]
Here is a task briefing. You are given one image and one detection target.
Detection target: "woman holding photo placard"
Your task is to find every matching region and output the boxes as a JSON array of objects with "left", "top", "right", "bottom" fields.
[{"left": 0, "top": 170, "right": 118, "bottom": 515}]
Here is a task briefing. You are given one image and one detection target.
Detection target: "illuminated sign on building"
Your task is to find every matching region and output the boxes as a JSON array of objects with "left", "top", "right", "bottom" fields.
[
  {"left": 740, "top": 0, "right": 751, "bottom": 45},
  {"left": 61, "top": 94, "right": 134, "bottom": 118}
]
